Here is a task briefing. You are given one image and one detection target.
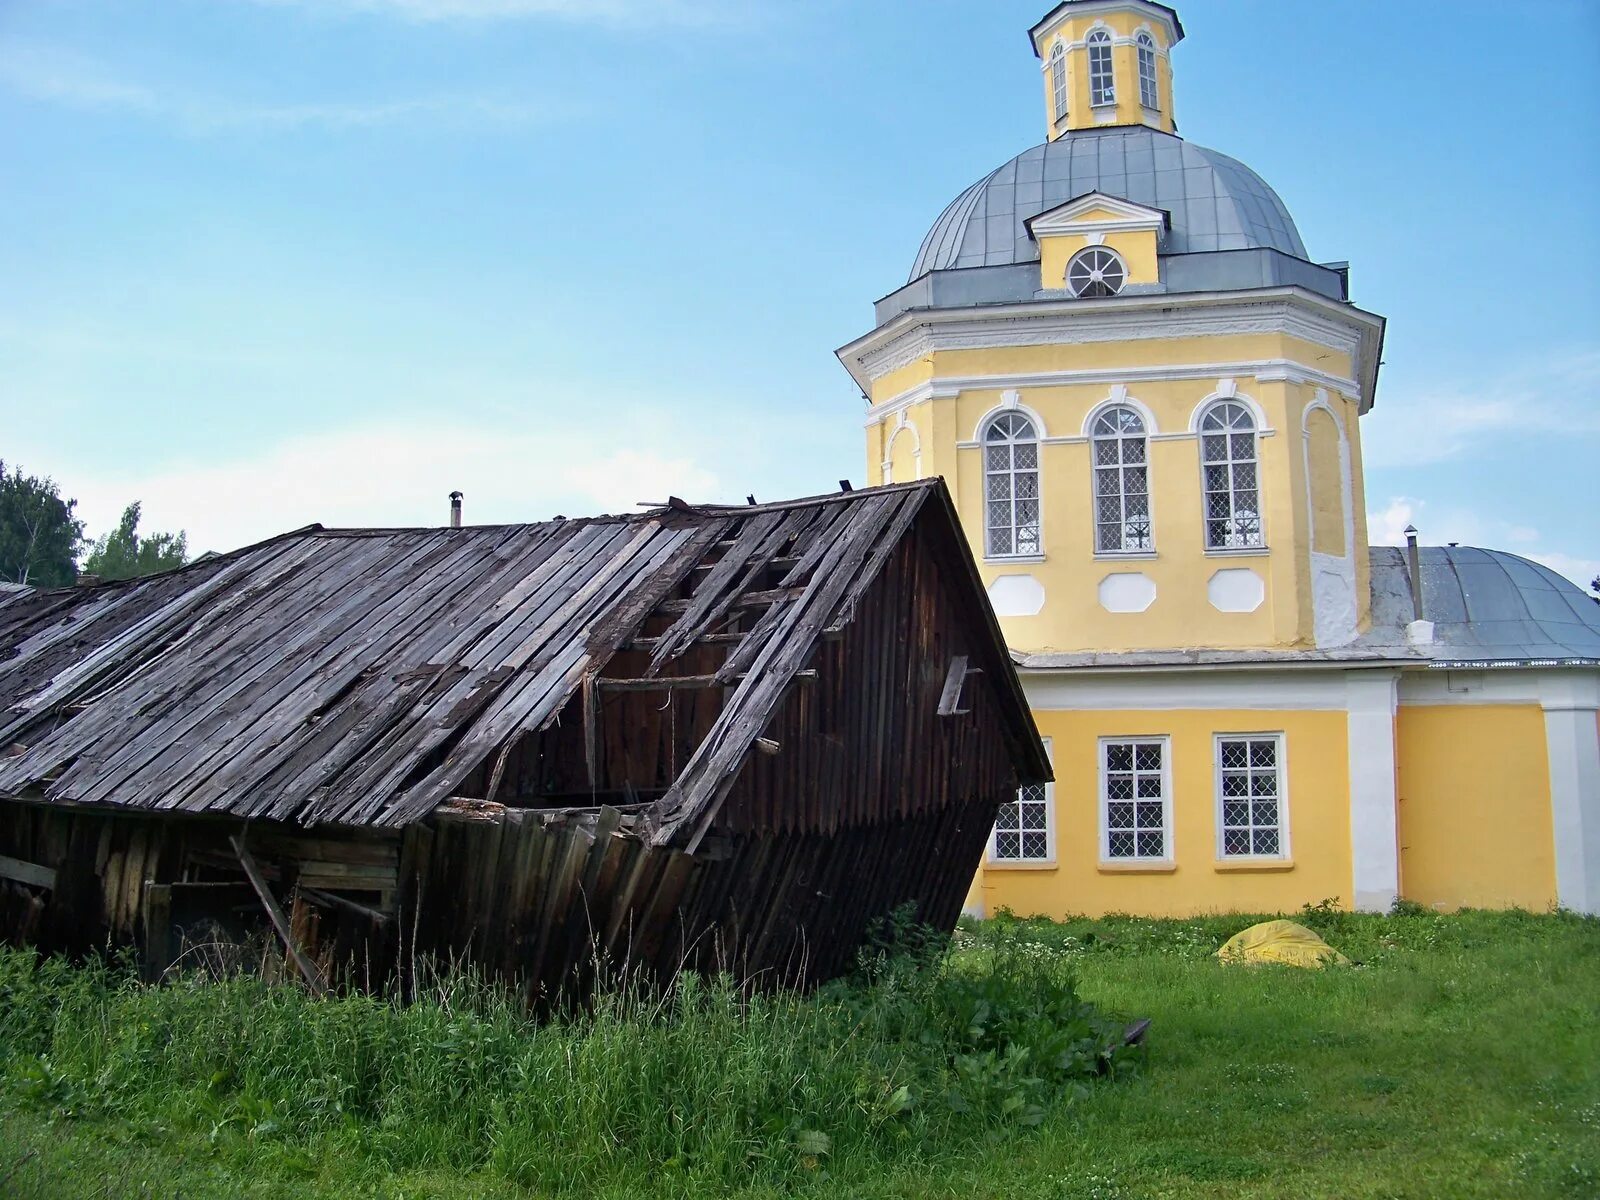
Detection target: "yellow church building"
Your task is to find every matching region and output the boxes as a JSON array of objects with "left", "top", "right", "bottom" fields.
[{"left": 838, "top": 0, "right": 1600, "bottom": 918}]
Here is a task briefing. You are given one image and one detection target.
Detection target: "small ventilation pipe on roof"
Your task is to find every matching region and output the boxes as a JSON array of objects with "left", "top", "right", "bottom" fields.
[
  {"left": 449, "top": 491, "right": 463, "bottom": 529},
  {"left": 1403, "top": 525, "right": 1434, "bottom": 648},
  {"left": 1403, "top": 525, "right": 1423, "bottom": 620}
]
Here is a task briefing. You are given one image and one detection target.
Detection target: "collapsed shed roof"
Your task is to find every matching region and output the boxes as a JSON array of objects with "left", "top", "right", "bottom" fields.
[{"left": 0, "top": 480, "right": 1042, "bottom": 840}]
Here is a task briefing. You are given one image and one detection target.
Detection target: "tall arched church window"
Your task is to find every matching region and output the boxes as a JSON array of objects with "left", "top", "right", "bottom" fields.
[
  {"left": 1092, "top": 406, "right": 1152, "bottom": 553},
  {"left": 1200, "top": 401, "right": 1264, "bottom": 549},
  {"left": 1136, "top": 33, "right": 1159, "bottom": 109},
  {"left": 1087, "top": 29, "right": 1115, "bottom": 106},
  {"left": 982, "top": 412, "right": 1041, "bottom": 558},
  {"left": 1050, "top": 42, "right": 1067, "bottom": 120}
]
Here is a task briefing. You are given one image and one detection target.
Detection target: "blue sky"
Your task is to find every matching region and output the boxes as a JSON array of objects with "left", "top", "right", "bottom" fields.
[{"left": 2, "top": 0, "right": 1597, "bottom": 585}]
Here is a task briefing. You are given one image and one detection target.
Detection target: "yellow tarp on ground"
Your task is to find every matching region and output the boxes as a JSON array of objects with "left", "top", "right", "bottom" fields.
[{"left": 1216, "top": 920, "right": 1349, "bottom": 968}]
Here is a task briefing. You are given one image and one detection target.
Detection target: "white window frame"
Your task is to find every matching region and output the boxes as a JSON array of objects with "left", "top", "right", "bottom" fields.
[
  {"left": 1136, "top": 33, "right": 1159, "bottom": 110},
  {"left": 1050, "top": 42, "right": 1068, "bottom": 120},
  {"left": 981, "top": 411, "right": 1042, "bottom": 559},
  {"left": 1199, "top": 399, "right": 1266, "bottom": 550},
  {"left": 1214, "top": 732, "right": 1290, "bottom": 861},
  {"left": 989, "top": 737, "right": 1055, "bottom": 866},
  {"left": 1087, "top": 29, "right": 1115, "bottom": 106},
  {"left": 1098, "top": 735, "right": 1172, "bottom": 864},
  {"left": 1090, "top": 404, "right": 1153, "bottom": 554},
  {"left": 1066, "top": 244, "right": 1127, "bottom": 298}
]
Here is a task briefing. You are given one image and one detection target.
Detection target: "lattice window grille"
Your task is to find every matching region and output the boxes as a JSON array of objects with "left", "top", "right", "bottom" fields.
[
  {"left": 1087, "top": 30, "right": 1115, "bottom": 105},
  {"left": 1103, "top": 739, "right": 1166, "bottom": 860},
  {"left": 1050, "top": 43, "right": 1068, "bottom": 119},
  {"left": 1200, "top": 401, "right": 1264, "bottom": 549},
  {"left": 1137, "top": 34, "right": 1159, "bottom": 109},
  {"left": 1068, "top": 246, "right": 1126, "bottom": 298},
  {"left": 1218, "top": 736, "right": 1284, "bottom": 857},
  {"left": 1092, "top": 406, "right": 1152, "bottom": 552},
  {"left": 983, "top": 412, "right": 1042, "bottom": 558},
  {"left": 993, "top": 782, "right": 1051, "bottom": 861}
]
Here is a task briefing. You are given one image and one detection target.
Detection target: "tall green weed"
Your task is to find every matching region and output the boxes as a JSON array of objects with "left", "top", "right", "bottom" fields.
[{"left": 0, "top": 919, "right": 1132, "bottom": 1194}]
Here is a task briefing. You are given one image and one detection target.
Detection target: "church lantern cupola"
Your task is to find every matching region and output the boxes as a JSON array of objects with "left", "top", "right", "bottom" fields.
[{"left": 1030, "top": 0, "right": 1183, "bottom": 138}]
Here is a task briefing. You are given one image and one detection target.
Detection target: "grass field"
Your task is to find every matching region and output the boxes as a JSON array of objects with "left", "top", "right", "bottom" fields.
[{"left": 2, "top": 905, "right": 1597, "bottom": 1199}]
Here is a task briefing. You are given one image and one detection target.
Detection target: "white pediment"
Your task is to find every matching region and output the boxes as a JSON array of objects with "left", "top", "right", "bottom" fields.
[{"left": 1025, "top": 192, "right": 1169, "bottom": 241}]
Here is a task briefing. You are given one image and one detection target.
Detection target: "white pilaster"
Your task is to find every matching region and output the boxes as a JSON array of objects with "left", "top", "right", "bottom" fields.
[
  {"left": 1541, "top": 673, "right": 1600, "bottom": 915},
  {"left": 1346, "top": 669, "right": 1400, "bottom": 911}
]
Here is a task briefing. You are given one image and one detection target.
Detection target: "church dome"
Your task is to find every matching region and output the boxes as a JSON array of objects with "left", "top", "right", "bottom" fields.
[{"left": 910, "top": 127, "right": 1306, "bottom": 281}]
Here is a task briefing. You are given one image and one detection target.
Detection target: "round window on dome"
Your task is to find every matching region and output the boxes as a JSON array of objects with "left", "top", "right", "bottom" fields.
[{"left": 1067, "top": 246, "right": 1127, "bottom": 298}]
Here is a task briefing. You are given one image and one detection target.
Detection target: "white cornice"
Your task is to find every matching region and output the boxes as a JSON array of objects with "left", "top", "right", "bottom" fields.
[
  {"left": 863, "top": 357, "right": 1351, "bottom": 429},
  {"left": 838, "top": 288, "right": 1384, "bottom": 414},
  {"left": 1031, "top": 1, "right": 1181, "bottom": 54}
]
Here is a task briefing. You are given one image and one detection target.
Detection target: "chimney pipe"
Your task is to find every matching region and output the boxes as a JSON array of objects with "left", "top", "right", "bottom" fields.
[
  {"left": 1403, "top": 525, "right": 1423, "bottom": 620},
  {"left": 449, "top": 491, "right": 463, "bottom": 529}
]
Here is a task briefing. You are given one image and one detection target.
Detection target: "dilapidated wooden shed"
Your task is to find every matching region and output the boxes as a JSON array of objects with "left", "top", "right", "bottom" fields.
[{"left": 0, "top": 480, "right": 1046, "bottom": 1000}]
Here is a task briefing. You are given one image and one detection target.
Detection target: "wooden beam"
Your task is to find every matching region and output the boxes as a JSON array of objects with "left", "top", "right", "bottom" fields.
[
  {"left": 691, "top": 556, "right": 799, "bottom": 574},
  {"left": 938, "top": 656, "right": 983, "bottom": 717},
  {"left": 654, "top": 586, "right": 804, "bottom": 615},
  {"left": 598, "top": 674, "right": 724, "bottom": 692},
  {"left": 0, "top": 854, "right": 55, "bottom": 890},
  {"left": 301, "top": 886, "right": 393, "bottom": 925},
  {"left": 599, "top": 668, "right": 818, "bottom": 692},
  {"left": 626, "top": 631, "right": 746, "bottom": 650},
  {"left": 230, "top": 835, "right": 327, "bottom": 997}
]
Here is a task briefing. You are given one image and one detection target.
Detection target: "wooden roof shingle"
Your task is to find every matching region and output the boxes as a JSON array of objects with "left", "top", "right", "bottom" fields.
[{"left": 0, "top": 481, "right": 1043, "bottom": 838}]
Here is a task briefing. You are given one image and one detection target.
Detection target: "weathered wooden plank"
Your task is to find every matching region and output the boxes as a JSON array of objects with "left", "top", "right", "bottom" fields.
[
  {"left": 231, "top": 835, "right": 327, "bottom": 996},
  {"left": 0, "top": 854, "right": 54, "bottom": 890}
]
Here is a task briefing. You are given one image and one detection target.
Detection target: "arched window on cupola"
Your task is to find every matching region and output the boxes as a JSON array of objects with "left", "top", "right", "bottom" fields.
[
  {"left": 1199, "top": 401, "right": 1264, "bottom": 549},
  {"left": 1092, "top": 406, "right": 1152, "bottom": 553},
  {"left": 1049, "top": 41, "right": 1067, "bottom": 120},
  {"left": 1136, "top": 32, "right": 1159, "bottom": 110},
  {"left": 1087, "top": 29, "right": 1115, "bottom": 106},
  {"left": 982, "top": 412, "right": 1042, "bottom": 558}
]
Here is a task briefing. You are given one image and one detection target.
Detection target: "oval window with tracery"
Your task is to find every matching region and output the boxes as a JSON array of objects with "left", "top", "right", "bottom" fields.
[{"left": 1067, "top": 246, "right": 1126, "bottom": 298}]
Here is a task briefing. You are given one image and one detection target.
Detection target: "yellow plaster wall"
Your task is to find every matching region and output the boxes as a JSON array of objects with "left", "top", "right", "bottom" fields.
[
  {"left": 886, "top": 421, "right": 920, "bottom": 483},
  {"left": 863, "top": 331, "right": 1365, "bottom": 653},
  {"left": 1306, "top": 407, "right": 1346, "bottom": 556},
  {"left": 1038, "top": 228, "right": 1159, "bottom": 291},
  {"left": 1396, "top": 705, "right": 1558, "bottom": 910},
  {"left": 971, "top": 708, "right": 1352, "bottom": 918},
  {"left": 868, "top": 334, "right": 1353, "bottom": 389},
  {"left": 1342, "top": 391, "right": 1373, "bottom": 628},
  {"left": 949, "top": 370, "right": 1300, "bottom": 651}
]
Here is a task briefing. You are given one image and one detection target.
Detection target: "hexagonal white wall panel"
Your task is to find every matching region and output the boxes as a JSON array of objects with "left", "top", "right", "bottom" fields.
[
  {"left": 987, "top": 574, "right": 1046, "bottom": 617},
  {"left": 1207, "top": 568, "right": 1265, "bottom": 613},
  {"left": 1098, "top": 572, "right": 1157, "bottom": 614}
]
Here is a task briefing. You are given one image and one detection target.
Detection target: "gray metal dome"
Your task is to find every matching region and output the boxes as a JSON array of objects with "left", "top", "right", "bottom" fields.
[
  {"left": 1416, "top": 547, "right": 1600, "bottom": 663},
  {"left": 1368, "top": 546, "right": 1600, "bottom": 664},
  {"left": 910, "top": 127, "right": 1307, "bottom": 281}
]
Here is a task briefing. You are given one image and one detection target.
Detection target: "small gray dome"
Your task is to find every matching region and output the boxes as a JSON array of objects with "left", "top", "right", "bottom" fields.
[
  {"left": 911, "top": 127, "right": 1306, "bottom": 281},
  {"left": 1370, "top": 546, "right": 1600, "bottom": 664},
  {"left": 1419, "top": 547, "right": 1600, "bottom": 662}
]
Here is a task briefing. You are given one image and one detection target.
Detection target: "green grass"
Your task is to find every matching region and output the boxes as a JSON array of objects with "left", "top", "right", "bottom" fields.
[{"left": 2, "top": 906, "right": 1597, "bottom": 1198}]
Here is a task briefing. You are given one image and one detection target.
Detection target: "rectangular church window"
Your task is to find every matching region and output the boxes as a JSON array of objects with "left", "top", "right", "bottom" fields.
[
  {"left": 991, "top": 738, "right": 1054, "bottom": 863},
  {"left": 1216, "top": 734, "right": 1287, "bottom": 858},
  {"left": 1101, "top": 737, "right": 1169, "bottom": 861}
]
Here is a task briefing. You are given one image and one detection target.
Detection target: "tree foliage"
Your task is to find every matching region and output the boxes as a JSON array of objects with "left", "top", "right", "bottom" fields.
[
  {"left": 83, "top": 502, "right": 188, "bottom": 582},
  {"left": 0, "top": 459, "right": 85, "bottom": 588}
]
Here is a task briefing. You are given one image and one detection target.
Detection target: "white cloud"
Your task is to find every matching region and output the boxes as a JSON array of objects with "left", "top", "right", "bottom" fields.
[
  {"left": 68, "top": 421, "right": 722, "bottom": 556},
  {"left": 0, "top": 41, "right": 557, "bottom": 132},
  {"left": 1368, "top": 495, "right": 1597, "bottom": 590},
  {"left": 1363, "top": 348, "right": 1600, "bottom": 468}
]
